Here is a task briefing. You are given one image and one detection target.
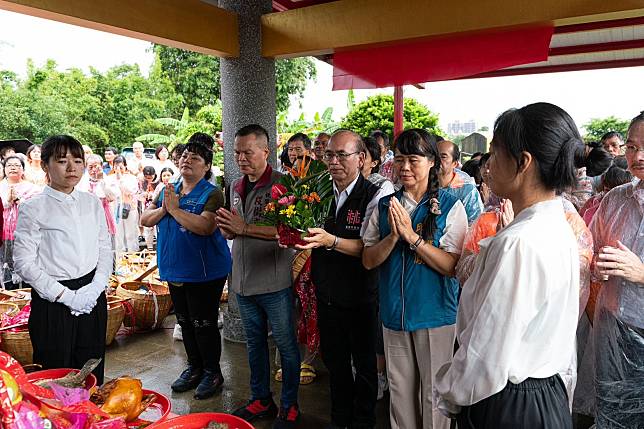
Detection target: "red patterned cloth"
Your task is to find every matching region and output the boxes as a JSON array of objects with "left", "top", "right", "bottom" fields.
[{"left": 293, "top": 256, "right": 319, "bottom": 354}]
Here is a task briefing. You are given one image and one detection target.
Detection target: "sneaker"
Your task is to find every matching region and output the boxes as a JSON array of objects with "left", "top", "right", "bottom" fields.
[
  {"left": 173, "top": 324, "right": 183, "bottom": 341},
  {"left": 232, "top": 398, "right": 278, "bottom": 422},
  {"left": 377, "top": 372, "right": 389, "bottom": 400},
  {"left": 273, "top": 404, "right": 300, "bottom": 429},
  {"left": 194, "top": 370, "right": 224, "bottom": 400},
  {"left": 171, "top": 366, "right": 203, "bottom": 392}
]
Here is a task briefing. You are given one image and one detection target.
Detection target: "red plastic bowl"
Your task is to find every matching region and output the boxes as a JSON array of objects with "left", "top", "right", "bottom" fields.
[
  {"left": 126, "top": 389, "right": 171, "bottom": 427},
  {"left": 17, "top": 368, "right": 98, "bottom": 397},
  {"left": 147, "top": 412, "right": 254, "bottom": 429}
]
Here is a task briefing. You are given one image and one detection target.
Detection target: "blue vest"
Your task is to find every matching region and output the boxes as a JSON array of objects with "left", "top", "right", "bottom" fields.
[
  {"left": 157, "top": 179, "right": 231, "bottom": 282},
  {"left": 378, "top": 189, "right": 460, "bottom": 332}
]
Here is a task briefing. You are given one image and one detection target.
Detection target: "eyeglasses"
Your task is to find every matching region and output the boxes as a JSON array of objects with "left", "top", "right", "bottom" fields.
[
  {"left": 5, "top": 164, "right": 22, "bottom": 169},
  {"left": 323, "top": 151, "right": 360, "bottom": 161},
  {"left": 624, "top": 144, "right": 644, "bottom": 154}
]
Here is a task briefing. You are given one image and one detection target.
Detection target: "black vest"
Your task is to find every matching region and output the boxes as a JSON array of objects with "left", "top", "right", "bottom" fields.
[{"left": 312, "top": 174, "right": 379, "bottom": 308}]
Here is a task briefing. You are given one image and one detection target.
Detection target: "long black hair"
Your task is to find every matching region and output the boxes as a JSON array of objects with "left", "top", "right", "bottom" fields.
[
  {"left": 493, "top": 102, "right": 611, "bottom": 192},
  {"left": 393, "top": 129, "right": 440, "bottom": 240}
]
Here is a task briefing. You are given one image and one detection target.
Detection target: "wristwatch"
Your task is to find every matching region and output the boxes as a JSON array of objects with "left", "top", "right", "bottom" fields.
[{"left": 409, "top": 235, "right": 423, "bottom": 251}]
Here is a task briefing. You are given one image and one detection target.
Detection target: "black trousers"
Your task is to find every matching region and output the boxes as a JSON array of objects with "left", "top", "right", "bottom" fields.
[
  {"left": 28, "top": 270, "right": 107, "bottom": 384},
  {"left": 318, "top": 302, "right": 378, "bottom": 429},
  {"left": 169, "top": 278, "right": 226, "bottom": 374},
  {"left": 456, "top": 375, "right": 572, "bottom": 429}
]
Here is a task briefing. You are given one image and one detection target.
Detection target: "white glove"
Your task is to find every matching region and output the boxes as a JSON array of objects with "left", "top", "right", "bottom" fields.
[{"left": 57, "top": 287, "right": 97, "bottom": 315}]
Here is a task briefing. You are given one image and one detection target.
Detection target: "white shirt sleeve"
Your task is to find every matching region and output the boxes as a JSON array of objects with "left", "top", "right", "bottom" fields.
[
  {"left": 435, "top": 236, "right": 549, "bottom": 407},
  {"left": 361, "top": 187, "right": 387, "bottom": 236},
  {"left": 13, "top": 203, "right": 66, "bottom": 302},
  {"left": 438, "top": 200, "right": 468, "bottom": 254},
  {"left": 362, "top": 203, "right": 382, "bottom": 247},
  {"left": 88, "top": 197, "right": 113, "bottom": 297}
]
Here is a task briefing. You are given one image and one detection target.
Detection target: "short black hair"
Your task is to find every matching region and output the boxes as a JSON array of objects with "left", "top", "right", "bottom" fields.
[
  {"left": 629, "top": 111, "right": 644, "bottom": 130},
  {"left": 330, "top": 129, "right": 367, "bottom": 154},
  {"left": 104, "top": 146, "right": 118, "bottom": 155},
  {"left": 600, "top": 131, "right": 623, "bottom": 143},
  {"left": 602, "top": 157, "right": 632, "bottom": 190},
  {"left": 142, "top": 165, "right": 156, "bottom": 177},
  {"left": 461, "top": 159, "right": 482, "bottom": 185},
  {"left": 171, "top": 144, "right": 186, "bottom": 159},
  {"left": 41, "top": 135, "right": 84, "bottom": 165},
  {"left": 450, "top": 143, "right": 461, "bottom": 163},
  {"left": 26, "top": 144, "right": 41, "bottom": 160},
  {"left": 235, "top": 124, "right": 270, "bottom": 144},
  {"left": 369, "top": 130, "right": 390, "bottom": 150},
  {"left": 479, "top": 152, "right": 491, "bottom": 166},
  {"left": 471, "top": 152, "right": 483, "bottom": 159},
  {"left": 113, "top": 155, "right": 127, "bottom": 167},
  {"left": 183, "top": 142, "right": 214, "bottom": 181},
  {"left": 363, "top": 135, "right": 383, "bottom": 173},
  {"left": 287, "top": 133, "right": 312, "bottom": 150},
  {"left": 159, "top": 167, "right": 175, "bottom": 177},
  {"left": 3, "top": 155, "right": 25, "bottom": 169},
  {"left": 187, "top": 132, "right": 215, "bottom": 150},
  {"left": 493, "top": 102, "right": 610, "bottom": 192},
  {"left": 155, "top": 144, "right": 169, "bottom": 159}
]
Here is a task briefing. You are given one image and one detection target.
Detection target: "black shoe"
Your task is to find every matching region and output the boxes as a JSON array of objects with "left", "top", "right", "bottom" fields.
[
  {"left": 232, "top": 398, "right": 278, "bottom": 422},
  {"left": 273, "top": 404, "right": 300, "bottom": 429},
  {"left": 194, "top": 370, "right": 224, "bottom": 399},
  {"left": 171, "top": 366, "right": 203, "bottom": 392}
]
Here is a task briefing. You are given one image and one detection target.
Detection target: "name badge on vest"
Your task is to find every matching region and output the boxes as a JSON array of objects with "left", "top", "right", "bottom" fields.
[{"left": 346, "top": 209, "right": 362, "bottom": 231}]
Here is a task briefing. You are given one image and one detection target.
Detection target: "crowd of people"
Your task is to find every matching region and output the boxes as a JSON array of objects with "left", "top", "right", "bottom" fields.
[{"left": 2, "top": 102, "right": 642, "bottom": 429}]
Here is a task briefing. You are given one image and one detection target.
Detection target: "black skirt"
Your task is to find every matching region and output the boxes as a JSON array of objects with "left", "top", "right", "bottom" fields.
[
  {"left": 28, "top": 269, "right": 107, "bottom": 384},
  {"left": 456, "top": 375, "right": 572, "bottom": 429}
]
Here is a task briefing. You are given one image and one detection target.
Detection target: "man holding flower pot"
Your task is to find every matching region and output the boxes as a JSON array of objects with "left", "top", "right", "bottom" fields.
[
  {"left": 215, "top": 124, "right": 301, "bottom": 429},
  {"left": 296, "top": 130, "right": 388, "bottom": 429}
]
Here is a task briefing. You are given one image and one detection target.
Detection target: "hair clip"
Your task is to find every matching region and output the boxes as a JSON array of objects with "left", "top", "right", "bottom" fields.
[{"left": 429, "top": 197, "right": 441, "bottom": 215}]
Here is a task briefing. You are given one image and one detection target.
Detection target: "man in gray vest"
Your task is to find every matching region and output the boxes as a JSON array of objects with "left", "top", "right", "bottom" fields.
[{"left": 216, "top": 124, "right": 300, "bottom": 429}]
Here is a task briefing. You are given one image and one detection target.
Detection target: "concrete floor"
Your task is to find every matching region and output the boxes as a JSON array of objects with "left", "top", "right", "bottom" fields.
[{"left": 105, "top": 314, "right": 391, "bottom": 428}]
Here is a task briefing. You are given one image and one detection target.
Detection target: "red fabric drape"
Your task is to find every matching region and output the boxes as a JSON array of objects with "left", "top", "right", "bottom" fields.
[{"left": 332, "top": 25, "right": 554, "bottom": 90}]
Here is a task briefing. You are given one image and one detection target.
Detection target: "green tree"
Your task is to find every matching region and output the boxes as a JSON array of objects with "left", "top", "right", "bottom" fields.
[
  {"left": 277, "top": 107, "right": 338, "bottom": 135},
  {"left": 340, "top": 94, "right": 441, "bottom": 138},
  {"left": 583, "top": 116, "right": 629, "bottom": 142},
  {"left": 0, "top": 60, "right": 182, "bottom": 151},
  {"left": 153, "top": 44, "right": 317, "bottom": 114},
  {"left": 137, "top": 103, "right": 221, "bottom": 148}
]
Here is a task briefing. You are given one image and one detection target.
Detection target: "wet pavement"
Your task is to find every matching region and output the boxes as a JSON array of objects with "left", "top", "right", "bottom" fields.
[{"left": 105, "top": 314, "right": 391, "bottom": 428}]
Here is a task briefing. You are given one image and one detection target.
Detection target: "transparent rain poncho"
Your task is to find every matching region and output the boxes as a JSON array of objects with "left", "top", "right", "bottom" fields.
[{"left": 589, "top": 179, "right": 644, "bottom": 428}]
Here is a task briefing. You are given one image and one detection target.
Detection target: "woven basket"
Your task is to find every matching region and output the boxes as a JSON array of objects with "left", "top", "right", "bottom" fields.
[
  {"left": 0, "top": 289, "right": 31, "bottom": 309},
  {"left": 116, "top": 282, "right": 171, "bottom": 330},
  {"left": 0, "top": 302, "right": 20, "bottom": 318},
  {"left": 106, "top": 297, "right": 126, "bottom": 345},
  {"left": 0, "top": 330, "right": 33, "bottom": 366}
]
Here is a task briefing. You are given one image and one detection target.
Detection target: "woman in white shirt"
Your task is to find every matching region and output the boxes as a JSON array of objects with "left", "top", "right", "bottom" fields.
[
  {"left": 13, "top": 135, "right": 112, "bottom": 383},
  {"left": 153, "top": 145, "right": 175, "bottom": 176},
  {"left": 434, "top": 103, "right": 604, "bottom": 428},
  {"left": 108, "top": 156, "right": 140, "bottom": 253}
]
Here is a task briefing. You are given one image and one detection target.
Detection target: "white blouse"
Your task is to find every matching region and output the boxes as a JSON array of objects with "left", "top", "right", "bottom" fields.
[
  {"left": 13, "top": 186, "right": 112, "bottom": 303},
  {"left": 434, "top": 199, "right": 579, "bottom": 413}
]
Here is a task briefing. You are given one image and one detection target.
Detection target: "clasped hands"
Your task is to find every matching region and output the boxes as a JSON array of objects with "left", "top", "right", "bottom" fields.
[
  {"left": 387, "top": 197, "right": 419, "bottom": 244},
  {"left": 58, "top": 284, "right": 103, "bottom": 316},
  {"left": 215, "top": 208, "right": 247, "bottom": 237},
  {"left": 596, "top": 240, "right": 644, "bottom": 284}
]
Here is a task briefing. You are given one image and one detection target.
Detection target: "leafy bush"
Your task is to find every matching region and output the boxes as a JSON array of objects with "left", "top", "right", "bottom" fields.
[{"left": 341, "top": 94, "right": 441, "bottom": 138}]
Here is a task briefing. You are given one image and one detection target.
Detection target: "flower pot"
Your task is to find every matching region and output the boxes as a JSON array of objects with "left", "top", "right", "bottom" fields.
[{"left": 277, "top": 224, "right": 308, "bottom": 247}]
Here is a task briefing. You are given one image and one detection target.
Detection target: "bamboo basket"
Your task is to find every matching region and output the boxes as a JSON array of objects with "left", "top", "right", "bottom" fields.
[
  {"left": 0, "top": 289, "right": 31, "bottom": 309},
  {"left": 116, "top": 282, "right": 171, "bottom": 330},
  {"left": 0, "top": 330, "right": 32, "bottom": 366},
  {"left": 0, "top": 302, "right": 20, "bottom": 318},
  {"left": 106, "top": 297, "right": 126, "bottom": 345}
]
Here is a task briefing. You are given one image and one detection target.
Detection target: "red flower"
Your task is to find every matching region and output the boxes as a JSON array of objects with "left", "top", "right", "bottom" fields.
[{"left": 271, "top": 184, "right": 287, "bottom": 199}]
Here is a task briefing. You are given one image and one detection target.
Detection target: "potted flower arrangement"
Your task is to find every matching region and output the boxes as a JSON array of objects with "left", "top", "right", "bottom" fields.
[{"left": 263, "top": 158, "right": 333, "bottom": 247}]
